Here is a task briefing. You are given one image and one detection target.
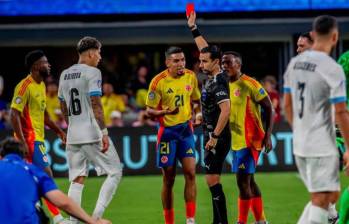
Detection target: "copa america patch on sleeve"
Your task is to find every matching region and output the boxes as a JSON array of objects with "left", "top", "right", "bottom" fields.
[
  {"left": 259, "top": 88, "right": 266, "bottom": 95},
  {"left": 148, "top": 91, "right": 155, "bottom": 100},
  {"left": 15, "top": 97, "right": 22, "bottom": 104}
]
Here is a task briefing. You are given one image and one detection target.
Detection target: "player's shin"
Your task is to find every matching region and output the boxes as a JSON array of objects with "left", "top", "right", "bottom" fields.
[
  {"left": 251, "top": 197, "right": 266, "bottom": 221},
  {"left": 210, "top": 183, "right": 228, "bottom": 224},
  {"left": 93, "top": 172, "right": 121, "bottom": 219},
  {"left": 44, "top": 199, "right": 64, "bottom": 224},
  {"left": 237, "top": 197, "right": 250, "bottom": 223}
]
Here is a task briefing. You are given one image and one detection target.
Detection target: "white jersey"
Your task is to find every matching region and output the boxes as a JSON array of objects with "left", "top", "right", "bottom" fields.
[
  {"left": 283, "top": 50, "right": 346, "bottom": 157},
  {"left": 58, "top": 64, "right": 103, "bottom": 144}
]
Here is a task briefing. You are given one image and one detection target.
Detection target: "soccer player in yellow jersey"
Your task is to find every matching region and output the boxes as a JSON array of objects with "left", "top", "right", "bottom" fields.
[
  {"left": 146, "top": 46, "right": 201, "bottom": 224},
  {"left": 10, "top": 50, "right": 67, "bottom": 224},
  {"left": 188, "top": 12, "right": 274, "bottom": 224}
]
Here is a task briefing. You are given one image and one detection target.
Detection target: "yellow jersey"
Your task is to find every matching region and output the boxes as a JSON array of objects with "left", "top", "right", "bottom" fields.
[
  {"left": 229, "top": 74, "right": 268, "bottom": 151},
  {"left": 46, "top": 94, "right": 60, "bottom": 122},
  {"left": 146, "top": 69, "right": 200, "bottom": 127},
  {"left": 101, "top": 93, "right": 126, "bottom": 126},
  {"left": 11, "top": 75, "right": 46, "bottom": 142}
]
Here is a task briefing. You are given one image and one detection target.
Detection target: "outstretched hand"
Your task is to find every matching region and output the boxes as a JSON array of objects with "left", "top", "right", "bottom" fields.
[{"left": 187, "top": 11, "right": 196, "bottom": 28}]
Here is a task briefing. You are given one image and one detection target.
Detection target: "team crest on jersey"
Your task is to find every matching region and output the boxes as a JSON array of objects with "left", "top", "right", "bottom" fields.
[
  {"left": 161, "top": 155, "right": 168, "bottom": 163},
  {"left": 15, "top": 97, "right": 22, "bottom": 104},
  {"left": 185, "top": 85, "right": 192, "bottom": 91},
  {"left": 234, "top": 89, "right": 240, "bottom": 97},
  {"left": 148, "top": 91, "right": 155, "bottom": 100}
]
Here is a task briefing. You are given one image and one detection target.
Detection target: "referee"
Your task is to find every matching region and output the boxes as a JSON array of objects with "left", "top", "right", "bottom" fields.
[{"left": 188, "top": 16, "right": 231, "bottom": 223}]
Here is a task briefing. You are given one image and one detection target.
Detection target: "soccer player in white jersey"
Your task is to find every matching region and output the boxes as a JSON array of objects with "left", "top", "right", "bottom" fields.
[
  {"left": 283, "top": 15, "right": 349, "bottom": 224},
  {"left": 58, "top": 36, "right": 122, "bottom": 223}
]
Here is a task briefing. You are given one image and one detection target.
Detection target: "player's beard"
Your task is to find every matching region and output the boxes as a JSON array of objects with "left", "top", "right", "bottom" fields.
[{"left": 39, "top": 69, "right": 50, "bottom": 79}]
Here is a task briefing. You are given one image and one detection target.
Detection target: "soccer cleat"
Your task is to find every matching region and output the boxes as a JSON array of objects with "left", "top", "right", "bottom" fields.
[
  {"left": 328, "top": 214, "right": 339, "bottom": 224},
  {"left": 186, "top": 218, "right": 195, "bottom": 224}
]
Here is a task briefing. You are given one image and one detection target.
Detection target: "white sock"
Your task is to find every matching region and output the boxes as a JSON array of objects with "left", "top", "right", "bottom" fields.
[
  {"left": 298, "top": 202, "right": 311, "bottom": 224},
  {"left": 328, "top": 203, "right": 338, "bottom": 218},
  {"left": 53, "top": 214, "right": 64, "bottom": 224},
  {"left": 309, "top": 204, "right": 328, "bottom": 224},
  {"left": 68, "top": 182, "right": 84, "bottom": 223},
  {"left": 92, "top": 173, "right": 121, "bottom": 219},
  {"left": 186, "top": 217, "right": 195, "bottom": 224}
]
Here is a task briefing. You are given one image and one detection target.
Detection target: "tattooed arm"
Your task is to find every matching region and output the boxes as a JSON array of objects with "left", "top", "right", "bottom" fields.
[{"left": 90, "top": 96, "right": 109, "bottom": 152}]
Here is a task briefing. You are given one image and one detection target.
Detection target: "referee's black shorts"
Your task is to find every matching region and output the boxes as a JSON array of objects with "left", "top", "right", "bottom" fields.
[{"left": 204, "top": 132, "right": 231, "bottom": 175}]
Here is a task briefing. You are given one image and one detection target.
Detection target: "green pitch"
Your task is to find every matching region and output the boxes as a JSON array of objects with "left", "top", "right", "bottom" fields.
[{"left": 56, "top": 172, "right": 349, "bottom": 223}]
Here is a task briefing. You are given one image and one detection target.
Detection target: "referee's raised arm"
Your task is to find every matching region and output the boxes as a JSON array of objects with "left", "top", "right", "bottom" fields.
[{"left": 187, "top": 11, "right": 209, "bottom": 50}]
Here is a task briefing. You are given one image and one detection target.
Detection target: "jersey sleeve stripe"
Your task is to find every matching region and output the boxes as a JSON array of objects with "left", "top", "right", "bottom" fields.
[
  {"left": 150, "top": 72, "right": 167, "bottom": 91},
  {"left": 330, "top": 96, "right": 347, "bottom": 104},
  {"left": 241, "top": 75, "right": 259, "bottom": 88},
  {"left": 283, "top": 87, "right": 292, "bottom": 93},
  {"left": 89, "top": 91, "right": 102, "bottom": 96},
  {"left": 217, "top": 99, "right": 230, "bottom": 105},
  {"left": 18, "top": 79, "right": 32, "bottom": 96}
]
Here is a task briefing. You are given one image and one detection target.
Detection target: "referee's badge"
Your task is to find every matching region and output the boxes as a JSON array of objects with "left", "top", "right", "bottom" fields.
[{"left": 148, "top": 91, "right": 155, "bottom": 100}]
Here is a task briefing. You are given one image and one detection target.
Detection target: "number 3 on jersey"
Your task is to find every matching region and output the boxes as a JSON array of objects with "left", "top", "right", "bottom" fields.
[
  {"left": 68, "top": 88, "right": 82, "bottom": 116},
  {"left": 297, "top": 82, "right": 306, "bottom": 118}
]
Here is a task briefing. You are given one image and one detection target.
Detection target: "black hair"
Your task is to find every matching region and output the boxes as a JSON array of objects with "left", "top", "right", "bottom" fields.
[
  {"left": 200, "top": 45, "right": 221, "bottom": 61},
  {"left": 165, "top": 46, "right": 184, "bottom": 58},
  {"left": 223, "top": 51, "right": 243, "bottom": 65},
  {"left": 313, "top": 15, "right": 337, "bottom": 36},
  {"left": 25, "top": 50, "right": 45, "bottom": 70},
  {"left": 77, "top": 36, "right": 102, "bottom": 54},
  {"left": 0, "top": 137, "right": 24, "bottom": 158},
  {"left": 299, "top": 32, "right": 313, "bottom": 42}
]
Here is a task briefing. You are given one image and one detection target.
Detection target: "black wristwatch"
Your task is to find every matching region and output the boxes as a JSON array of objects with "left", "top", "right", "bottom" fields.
[{"left": 211, "top": 133, "right": 219, "bottom": 139}]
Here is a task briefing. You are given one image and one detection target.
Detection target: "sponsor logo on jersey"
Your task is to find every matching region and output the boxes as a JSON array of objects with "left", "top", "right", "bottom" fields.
[
  {"left": 186, "top": 148, "right": 194, "bottom": 154},
  {"left": 43, "top": 156, "right": 48, "bottom": 163},
  {"left": 216, "top": 91, "right": 227, "bottom": 96},
  {"left": 238, "top": 163, "right": 245, "bottom": 169},
  {"left": 185, "top": 85, "right": 192, "bottom": 91},
  {"left": 148, "top": 91, "right": 155, "bottom": 100},
  {"left": 234, "top": 89, "right": 241, "bottom": 97},
  {"left": 167, "top": 88, "right": 174, "bottom": 94},
  {"left": 161, "top": 155, "right": 168, "bottom": 163},
  {"left": 15, "top": 97, "right": 22, "bottom": 104}
]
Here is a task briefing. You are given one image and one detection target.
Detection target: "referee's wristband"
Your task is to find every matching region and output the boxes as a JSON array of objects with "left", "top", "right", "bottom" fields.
[
  {"left": 191, "top": 27, "right": 201, "bottom": 38},
  {"left": 101, "top": 128, "right": 108, "bottom": 136}
]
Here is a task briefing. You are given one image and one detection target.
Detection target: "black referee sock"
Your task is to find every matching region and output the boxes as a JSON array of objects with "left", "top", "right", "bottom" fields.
[{"left": 209, "top": 183, "right": 228, "bottom": 224}]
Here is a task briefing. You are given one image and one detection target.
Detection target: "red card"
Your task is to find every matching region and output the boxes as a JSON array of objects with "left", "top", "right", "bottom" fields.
[{"left": 186, "top": 3, "right": 195, "bottom": 17}]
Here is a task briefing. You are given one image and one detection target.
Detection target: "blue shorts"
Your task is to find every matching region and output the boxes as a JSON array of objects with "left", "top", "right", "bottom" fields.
[
  {"left": 157, "top": 122, "right": 196, "bottom": 167},
  {"left": 32, "top": 141, "right": 49, "bottom": 170},
  {"left": 232, "top": 148, "right": 260, "bottom": 174}
]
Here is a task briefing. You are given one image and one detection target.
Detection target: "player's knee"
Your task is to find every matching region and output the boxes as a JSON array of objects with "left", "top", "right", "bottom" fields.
[
  {"left": 163, "top": 175, "right": 176, "bottom": 188},
  {"left": 184, "top": 170, "right": 195, "bottom": 183}
]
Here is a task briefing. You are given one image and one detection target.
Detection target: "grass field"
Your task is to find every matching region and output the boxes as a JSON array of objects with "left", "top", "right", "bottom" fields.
[{"left": 55, "top": 172, "right": 349, "bottom": 224}]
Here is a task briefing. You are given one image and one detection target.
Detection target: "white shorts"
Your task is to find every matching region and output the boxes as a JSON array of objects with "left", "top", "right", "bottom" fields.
[
  {"left": 66, "top": 137, "right": 122, "bottom": 181},
  {"left": 295, "top": 155, "right": 340, "bottom": 193}
]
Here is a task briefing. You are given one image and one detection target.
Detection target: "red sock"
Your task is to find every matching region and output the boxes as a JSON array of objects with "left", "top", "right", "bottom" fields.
[
  {"left": 44, "top": 198, "right": 60, "bottom": 216},
  {"left": 186, "top": 201, "right": 196, "bottom": 219},
  {"left": 238, "top": 197, "right": 251, "bottom": 223},
  {"left": 250, "top": 197, "right": 266, "bottom": 221},
  {"left": 163, "top": 208, "right": 174, "bottom": 224}
]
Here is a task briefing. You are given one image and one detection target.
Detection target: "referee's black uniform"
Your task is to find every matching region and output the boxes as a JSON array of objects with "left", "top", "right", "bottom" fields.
[{"left": 201, "top": 71, "right": 231, "bottom": 174}]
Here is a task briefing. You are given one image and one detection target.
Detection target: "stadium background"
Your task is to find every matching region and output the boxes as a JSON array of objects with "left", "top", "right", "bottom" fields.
[{"left": 1, "top": 1, "right": 349, "bottom": 223}]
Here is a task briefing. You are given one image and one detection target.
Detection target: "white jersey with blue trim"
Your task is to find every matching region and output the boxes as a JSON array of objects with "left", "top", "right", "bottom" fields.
[
  {"left": 58, "top": 64, "right": 103, "bottom": 144},
  {"left": 283, "top": 50, "right": 346, "bottom": 157}
]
